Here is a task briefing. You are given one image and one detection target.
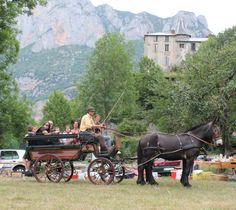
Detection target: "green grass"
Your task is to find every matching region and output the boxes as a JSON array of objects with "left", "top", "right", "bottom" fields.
[{"left": 0, "top": 176, "right": 235, "bottom": 210}]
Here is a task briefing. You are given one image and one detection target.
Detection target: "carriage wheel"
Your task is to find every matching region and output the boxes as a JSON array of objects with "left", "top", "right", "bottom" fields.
[
  {"left": 46, "top": 160, "right": 73, "bottom": 182},
  {"left": 113, "top": 163, "right": 125, "bottom": 184},
  {"left": 87, "top": 158, "right": 115, "bottom": 185},
  {"left": 33, "top": 154, "right": 64, "bottom": 183},
  {"left": 61, "top": 161, "right": 74, "bottom": 182}
]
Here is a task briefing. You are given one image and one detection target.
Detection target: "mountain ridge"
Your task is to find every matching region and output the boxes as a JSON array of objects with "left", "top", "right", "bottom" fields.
[{"left": 16, "top": 0, "right": 211, "bottom": 52}]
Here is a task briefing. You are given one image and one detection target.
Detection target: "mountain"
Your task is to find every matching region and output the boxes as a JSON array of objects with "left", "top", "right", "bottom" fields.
[
  {"left": 16, "top": 0, "right": 210, "bottom": 51},
  {"left": 9, "top": 0, "right": 211, "bottom": 119}
]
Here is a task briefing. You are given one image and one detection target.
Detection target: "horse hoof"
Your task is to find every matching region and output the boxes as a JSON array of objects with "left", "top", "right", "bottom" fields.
[
  {"left": 137, "top": 180, "right": 146, "bottom": 185},
  {"left": 148, "top": 181, "right": 159, "bottom": 186},
  {"left": 184, "top": 184, "right": 192, "bottom": 188}
]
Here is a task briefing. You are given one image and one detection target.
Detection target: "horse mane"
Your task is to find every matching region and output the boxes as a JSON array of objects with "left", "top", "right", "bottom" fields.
[{"left": 184, "top": 123, "right": 208, "bottom": 133}]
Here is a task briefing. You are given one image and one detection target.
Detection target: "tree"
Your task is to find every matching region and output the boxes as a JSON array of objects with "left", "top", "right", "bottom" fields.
[
  {"left": 42, "top": 91, "right": 72, "bottom": 130},
  {"left": 0, "top": 72, "right": 33, "bottom": 148},
  {"left": 0, "top": 0, "right": 46, "bottom": 71},
  {"left": 167, "top": 27, "right": 236, "bottom": 154},
  {"left": 0, "top": 0, "right": 46, "bottom": 148},
  {"left": 76, "top": 33, "right": 137, "bottom": 122},
  {"left": 133, "top": 57, "right": 173, "bottom": 130}
]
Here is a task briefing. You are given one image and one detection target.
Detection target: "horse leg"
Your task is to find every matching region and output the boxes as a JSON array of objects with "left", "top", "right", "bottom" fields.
[
  {"left": 180, "top": 159, "right": 194, "bottom": 188},
  {"left": 136, "top": 141, "right": 146, "bottom": 185},
  {"left": 184, "top": 159, "right": 194, "bottom": 187},
  {"left": 137, "top": 160, "right": 146, "bottom": 185},
  {"left": 180, "top": 159, "right": 188, "bottom": 187},
  {"left": 146, "top": 161, "right": 158, "bottom": 185}
]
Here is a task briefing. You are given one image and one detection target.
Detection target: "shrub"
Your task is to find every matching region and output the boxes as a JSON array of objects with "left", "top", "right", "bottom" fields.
[
  {"left": 117, "top": 118, "right": 147, "bottom": 135},
  {"left": 120, "top": 138, "right": 139, "bottom": 158}
]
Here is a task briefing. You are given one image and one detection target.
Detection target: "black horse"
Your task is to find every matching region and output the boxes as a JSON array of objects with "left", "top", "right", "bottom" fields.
[{"left": 136, "top": 121, "right": 219, "bottom": 187}]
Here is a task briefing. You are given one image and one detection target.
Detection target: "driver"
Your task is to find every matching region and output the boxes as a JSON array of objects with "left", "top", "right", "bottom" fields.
[{"left": 79, "top": 107, "right": 109, "bottom": 153}]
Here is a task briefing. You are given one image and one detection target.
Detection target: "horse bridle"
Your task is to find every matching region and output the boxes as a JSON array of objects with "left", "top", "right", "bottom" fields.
[{"left": 186, "top": 132, "right": 216, "bottom": 147}]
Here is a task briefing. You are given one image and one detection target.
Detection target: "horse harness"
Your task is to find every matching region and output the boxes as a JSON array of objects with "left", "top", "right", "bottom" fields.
[
  {"left": 144, "top": 132, "right": 202, "bottom": 152},
  {"left": 140, "top": 132, "right": 211, "bottom": 167}
]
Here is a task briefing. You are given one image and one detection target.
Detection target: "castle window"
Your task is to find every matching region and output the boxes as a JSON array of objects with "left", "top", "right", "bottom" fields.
[
  {"left": 165, "top": 36, "right": 169, "bottom": 42},
  {"left": 154, "top": 44, "right": 158, "bottom": 52},
  {"left": 191, "top": 43, "right": 196, "bottom": 51},
  {"left": 165, "top": 44, "right": 169, "bottom": 52},
  {"left": 179, "top": 43, "right": 185, "bottom": 48},
  {"left": 154, "top": 36, "right": 158, "bottom": 42}
]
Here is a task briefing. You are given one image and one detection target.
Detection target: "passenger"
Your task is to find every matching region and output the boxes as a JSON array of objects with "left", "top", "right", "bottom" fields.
[
  {"left": 62, "top": 124, "right": 74, "bottom": 145},
  {"left": 94, "top": 114, "right": 112, "bottom": 147},
  {"left": 54, "top": 127, "right": 60, "bottom": 134},
  {"left": 36, "top": 122, "right": 51, "bottom": 135},
  {"left": 94, "top": 114, "right": 102, "bottom": 134},
  {"left": 80, "top": 107, "right": 109, "bottom": 153},
  {"left": 23, "top": 125, "right": 37, "bottom": 176},
  {"left": 25, "top": 125, "right": 36, "bottom": 137},
  {"left": 71, "top": 119, "right": 80, "bottom": 143},
  {"left": 48, "top": 120, "right": 55, "bottom": 132},
  {"left": 48, "top": 120, "right": 60, "bottom": 134}
]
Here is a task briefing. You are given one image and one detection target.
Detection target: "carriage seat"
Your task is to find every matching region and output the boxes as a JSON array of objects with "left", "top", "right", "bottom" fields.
[
  {"left": 78, "top": 131, "right": 97, "bottom": 144},
  {"left": 78, "top": 131, "right": 98, "bottom": 153},
  {"left": 25, "top": 134, "right": 78, "bottom": 146}
]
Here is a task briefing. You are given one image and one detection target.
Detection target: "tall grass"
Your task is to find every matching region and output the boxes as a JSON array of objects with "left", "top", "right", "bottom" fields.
[{"left": 0, "top": 176, "right": 235, "bottom": 210}]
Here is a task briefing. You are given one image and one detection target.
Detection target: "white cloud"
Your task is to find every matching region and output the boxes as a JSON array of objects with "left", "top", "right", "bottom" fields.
[{"left": 90, "top": 0, "right": 236, "bottom": 34}]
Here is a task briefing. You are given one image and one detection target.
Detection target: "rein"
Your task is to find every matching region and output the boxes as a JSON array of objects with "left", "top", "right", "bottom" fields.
[
  {"left": 137, "top": 148, "right": 183, "bottom": 167},
  {"left": 106, "top": 127, "right": 147, "bottom": 137},
  {"left": 107, "top": 128, "right": 216, "bottom": 147}
]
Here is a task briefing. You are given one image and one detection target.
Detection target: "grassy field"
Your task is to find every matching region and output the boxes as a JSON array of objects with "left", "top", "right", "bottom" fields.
[{"left": 0, "top": 176, "right": 235, "bottom": 210}]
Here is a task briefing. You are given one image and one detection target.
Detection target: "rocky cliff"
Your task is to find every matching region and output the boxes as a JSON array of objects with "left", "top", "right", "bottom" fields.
[{"left": 10, "top": 0, "right": 211, "bottom": 119}]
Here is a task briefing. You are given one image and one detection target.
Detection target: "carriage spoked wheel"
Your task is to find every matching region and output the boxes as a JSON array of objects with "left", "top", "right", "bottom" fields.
[
  {"left": 61, "top": 161, "right": 74, "bottom": 182},
  {"left": 113, "top": 163, "right": 125, "bottom": 184},
  {"left": 33, "top": 154, "right": 64, "bottom": 183},
  {"left": 87, "top": 157, "right": 115, "bottom": 185}
]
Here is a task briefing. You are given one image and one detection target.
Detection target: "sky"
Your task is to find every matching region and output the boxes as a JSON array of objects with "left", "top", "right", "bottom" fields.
[{"left": 90, "top": 0, "right": 236, "bottom": 35}]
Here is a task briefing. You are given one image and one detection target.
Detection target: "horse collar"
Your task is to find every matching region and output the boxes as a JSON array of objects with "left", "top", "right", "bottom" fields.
[
  {"left": 176, "top": 135, "right": 183, "bottom": 149},
  {"left": 187, "top": 132, "right": 195, "bottom": 143}
]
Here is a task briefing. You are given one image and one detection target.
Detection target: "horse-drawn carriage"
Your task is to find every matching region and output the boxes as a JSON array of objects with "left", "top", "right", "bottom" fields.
[
  {"left": 25, "top": 121, "right": 219, "bottom": 187},
  {"left": 25, "top": 133, "right": 125, "bottom": 185}
]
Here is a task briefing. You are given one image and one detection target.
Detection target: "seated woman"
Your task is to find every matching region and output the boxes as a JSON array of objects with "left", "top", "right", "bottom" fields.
[{"left": 36, "top": 122, "right": 51, "bottom": 135}]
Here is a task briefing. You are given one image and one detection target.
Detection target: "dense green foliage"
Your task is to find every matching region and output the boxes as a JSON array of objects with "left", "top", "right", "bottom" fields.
[
  {"left": 165, "top": 27, "right": 236, "bottom": 153},
  {"left": 133, "top": 57, "right": 172, "bottom": 130},
  {"left": 117, "top": 118, "right": 147, "bottom": 134},
  {"left": 42, "top": 91, "right": 72, "bottom": 130},
  {"left": 0, "top": 0, "right": 46, "bottom": 148},
  {"left": 0, "top": 71, "right": 32, "bottom": 148},
  {"left": 119, "top": 138, "right": 139, "bottom": 157},
  {"left": 0, "top": 0, "right": 46, "bottom": 70},
  {"left": 75, "top": 33, "right": 137, "bottom": 122}
]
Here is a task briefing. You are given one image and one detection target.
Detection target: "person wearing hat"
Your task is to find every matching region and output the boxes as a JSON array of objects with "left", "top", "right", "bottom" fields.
[{"left": 80, "top": 106, "right": 108, "bottom": 152}]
